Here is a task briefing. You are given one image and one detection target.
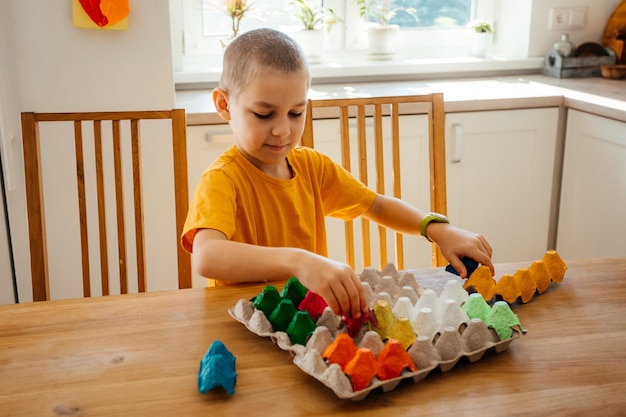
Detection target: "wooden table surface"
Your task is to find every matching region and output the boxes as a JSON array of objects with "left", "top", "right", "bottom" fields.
[{"left": 2, "top": 258, "right": 626, "bottom": 416}]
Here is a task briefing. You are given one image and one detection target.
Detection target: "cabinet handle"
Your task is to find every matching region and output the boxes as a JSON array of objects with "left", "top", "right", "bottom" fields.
[
  {"left": 451, "top": 123, "right": 463, "bottom": 163},
  {"left": 205, "top": 132, "right": 235, "bottom": 144}
]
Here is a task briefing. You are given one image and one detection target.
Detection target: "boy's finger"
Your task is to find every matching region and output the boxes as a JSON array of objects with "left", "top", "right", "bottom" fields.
[
  {"left": 330, "top": 283, "right": 351, "bottom": 317},
  {"left": 319, "top": 288, "right": 341, "bottom": 316},
  {"left": 350, "top": 273, "right": 367, "bottom": 317},
  {"left": 449, "top": 257, "right": 468, "bottom": 278},
  {"left": 341, "top": 280, "right": 361, "bottom": 319}
]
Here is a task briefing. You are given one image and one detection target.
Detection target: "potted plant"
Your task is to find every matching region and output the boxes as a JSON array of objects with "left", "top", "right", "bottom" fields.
[
  {"left": 466, "top": 19, "right": 494, "bottom": 58},
  {"left": 291, "top": 0, "right": 339, "bottom": 31},
  {"left": 212, "top": 0, "right": 256, "bottom": 47},
  {"left": 289, "top": 0, "right": 340, "bottom": 63},
  {"left": 355, "top": 0, "right": 418, "bottom": 58}
]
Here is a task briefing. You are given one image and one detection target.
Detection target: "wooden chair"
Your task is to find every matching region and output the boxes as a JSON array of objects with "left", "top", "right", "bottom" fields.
[
  {"left": 301, "top": 94, "right": 447, "bottom": 271},
  {"left": 21, "top": 110, "right": 191, "bottom": 301}
]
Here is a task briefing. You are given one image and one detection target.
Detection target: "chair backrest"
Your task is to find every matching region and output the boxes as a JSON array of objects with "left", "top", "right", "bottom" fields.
[
  {"left": 21, "top": 110, "right": 191, "bottom": 301},
  {"left": 301, "top": 94, "right": 447, "bottom": 271}
]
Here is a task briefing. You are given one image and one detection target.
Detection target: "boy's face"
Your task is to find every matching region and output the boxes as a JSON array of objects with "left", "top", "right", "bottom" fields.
[{"left": 218, "top": 68, "right": 309, "bottom": 178}]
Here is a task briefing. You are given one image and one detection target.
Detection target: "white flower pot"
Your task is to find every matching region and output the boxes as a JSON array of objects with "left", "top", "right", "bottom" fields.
[
  {"left": 290, "top": 29, "right": 325, "bottom": 64},
  {"left": 367, "top": 25, "right": 399, "bottom": 60},
  {"left": 467, "top": 32, "right": 492, "bottom": 58}
]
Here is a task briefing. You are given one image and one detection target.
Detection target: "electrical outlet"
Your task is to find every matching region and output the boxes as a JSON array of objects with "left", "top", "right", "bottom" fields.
[
  {"left": 550, "top": 8, "right": 570, "bottom": 29},
  {"left": 549, "top": 7, "right": 587, "bottom": 30},
  {"left": 569, "top": 8, "right": 587, "bottom": 29}
]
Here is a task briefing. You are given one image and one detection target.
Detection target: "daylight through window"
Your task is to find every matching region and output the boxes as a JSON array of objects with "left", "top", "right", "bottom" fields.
[{"left": 182, "top": 0, "right": 476, "bottom": 57}]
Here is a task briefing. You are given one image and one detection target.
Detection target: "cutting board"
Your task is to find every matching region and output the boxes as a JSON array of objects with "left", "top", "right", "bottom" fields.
[{"left": 602, "top": 0, "right": 626, "bottom": 63}]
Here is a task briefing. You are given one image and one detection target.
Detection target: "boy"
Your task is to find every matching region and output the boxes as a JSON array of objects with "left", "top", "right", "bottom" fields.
[{"left": 182, "top": 28, "right": 493, "bottom": 319}]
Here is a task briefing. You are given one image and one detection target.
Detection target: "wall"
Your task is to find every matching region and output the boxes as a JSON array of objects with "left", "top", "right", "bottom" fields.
[
  {"left": 530, "top": 0, "right": 621, "bottom": 57},
  {"left": 0, "top": 0, "right": 176, "bottom": 301},
  {"left": 0, "top": 171, "right": 14, "bottom": 304},
  {"left": 491, "top": 0, "right": 620, "bottom": 59},
  {"left": 493, "top": 0, "right": 533, "bottom": 60}
]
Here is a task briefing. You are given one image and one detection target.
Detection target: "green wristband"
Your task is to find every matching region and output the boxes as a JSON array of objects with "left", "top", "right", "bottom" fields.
[{"left": 419, "top": 212, "right": 449, "bottom": 242}]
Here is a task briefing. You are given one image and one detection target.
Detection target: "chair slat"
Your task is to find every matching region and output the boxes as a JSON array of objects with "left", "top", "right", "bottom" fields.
[
  {"left": 390, "top": 103, "right": 404, "bottom": 270},
  {"left": 112, "top": 120, "right": 128, "bottom": 294},
  {"left": 131, "top": 119, "right": 147, "bottom": 293},
  {"left": 356, "top": 105, "right": 371, "bottom": 268},
  {"left": 339, "top": 106, "right": 355, "bottom": 268},
  {"left": 93, "top": 120, "right": 110, "bottom": 296},
  {"left": 74, "top": 121, "right": 91, "bottom": 297},
  {"left": 431, "top": 95, "right": 448, "bottom": 266},
  {"left": 171, "top": 109, "right": 191, "bottom": 289},
  {"left": 302, "top": 104, "right": 314, "bottom": 148},
  {"left": 373, "top": 103, "right": 388, "bottom": 267}
]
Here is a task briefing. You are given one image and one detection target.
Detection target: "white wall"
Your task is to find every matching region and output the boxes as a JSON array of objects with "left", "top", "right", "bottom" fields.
[
  {"left": 0, "top": 0, "right": 176, "bottom": 301},
  {"left": 493, "top": 0, "right": 533, "bottom": 60},
  {"left": 0, "top": 181, "right": 14, "bottom": 304},
  {"left": 529, "top": 0, "right": 620, "bottom": 57},
  {"left": 495, "top": 0, "right": 621, "bottom": 59}
]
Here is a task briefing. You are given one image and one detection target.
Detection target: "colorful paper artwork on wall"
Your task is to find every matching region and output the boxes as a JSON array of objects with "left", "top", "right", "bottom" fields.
[{"left": 72, "top": 0, "right": 129, "bottom": 30}]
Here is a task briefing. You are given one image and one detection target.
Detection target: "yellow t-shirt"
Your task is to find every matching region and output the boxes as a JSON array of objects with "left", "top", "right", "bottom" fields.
[{"left": 182, "top": 145, "right": 376, "bottom": 272}]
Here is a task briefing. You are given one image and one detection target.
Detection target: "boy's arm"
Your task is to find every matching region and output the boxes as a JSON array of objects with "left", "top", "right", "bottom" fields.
[
  {"left": 192, "top": 228, "right": 368, "bottom": 318},
  {"left": 362, "top": 195, "right": 494, "bottom": 277}
]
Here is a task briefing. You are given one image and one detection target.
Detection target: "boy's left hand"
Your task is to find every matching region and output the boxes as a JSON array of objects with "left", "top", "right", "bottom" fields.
[{"left": 428, "top": 223, "right": 494, "bottom": 278}]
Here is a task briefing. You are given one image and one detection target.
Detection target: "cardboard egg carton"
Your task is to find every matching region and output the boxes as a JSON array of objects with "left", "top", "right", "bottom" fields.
[
  {"left": 229, "top": 263, "right": 525, "bottom": 400},
  {"left": 463, "top": 250, "right": 567, "bottom": 303}
]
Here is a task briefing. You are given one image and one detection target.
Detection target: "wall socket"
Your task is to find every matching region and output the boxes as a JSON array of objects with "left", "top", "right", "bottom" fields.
[{"left": 550, "top": 7, "right": 587, "bottom": 30}]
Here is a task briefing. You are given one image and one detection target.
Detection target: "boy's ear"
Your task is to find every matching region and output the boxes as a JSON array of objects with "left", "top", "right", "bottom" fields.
[{"left": 212, "top": 87, "right": 231, "bottom": 121}]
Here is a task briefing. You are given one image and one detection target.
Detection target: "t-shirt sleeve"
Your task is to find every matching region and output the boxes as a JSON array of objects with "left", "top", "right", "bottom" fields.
[
  {"left": 317, "top": 153, "right": 377, "bottom": 220},
  {"left": 181, "top": 170, "right": 237, "bottom": 253}
]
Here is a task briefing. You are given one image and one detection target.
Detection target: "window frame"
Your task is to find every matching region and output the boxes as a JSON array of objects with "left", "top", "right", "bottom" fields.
[{"left": 171, "top": 0, "right": 543, "bottom": 87}]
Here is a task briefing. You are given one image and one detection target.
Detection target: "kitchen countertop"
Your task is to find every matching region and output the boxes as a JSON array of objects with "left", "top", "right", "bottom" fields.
[{"left": 176, "top": 74, "right": 626, "bottom": 126}]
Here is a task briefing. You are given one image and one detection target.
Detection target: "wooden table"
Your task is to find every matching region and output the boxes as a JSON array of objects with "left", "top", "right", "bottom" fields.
[{"left": 2, "top": 258, "right": 626, "bottom": 416}]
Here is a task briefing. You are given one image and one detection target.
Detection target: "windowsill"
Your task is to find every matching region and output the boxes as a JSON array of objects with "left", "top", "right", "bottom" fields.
[{"left": 174, "top": 51, "right": 545, "bottom": 90}]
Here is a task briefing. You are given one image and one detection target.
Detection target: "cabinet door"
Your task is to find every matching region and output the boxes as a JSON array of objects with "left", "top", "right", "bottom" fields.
[
  {"left": 186, "top": 125, "right": 235, "bottom": 197},
  {"left": 445, "top": 108, "right": 559, "bottom": 263},
  {"left": 557, "top": 110, "right": 626, "bottom": 258}
]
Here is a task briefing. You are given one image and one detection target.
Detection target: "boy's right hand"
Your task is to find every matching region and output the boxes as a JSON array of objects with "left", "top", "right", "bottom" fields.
[{"left": 293, "top": 253, "right": 368, "bottom": 319}]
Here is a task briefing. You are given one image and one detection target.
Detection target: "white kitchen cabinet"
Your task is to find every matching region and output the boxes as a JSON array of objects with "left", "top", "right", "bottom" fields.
[
  {"left": 186, "top": 124, "right": 236, "bottom": 197},
  {"left": 557, "top": 110, "right": 626, "bottom": 259},
  {"left": 445, "top": 108, "right": 560, "bottom": 264}
]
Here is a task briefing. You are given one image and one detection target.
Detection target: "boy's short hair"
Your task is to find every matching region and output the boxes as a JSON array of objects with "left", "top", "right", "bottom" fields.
[{"left": 221, "top": 28, "right": 311, "bottom": 99}]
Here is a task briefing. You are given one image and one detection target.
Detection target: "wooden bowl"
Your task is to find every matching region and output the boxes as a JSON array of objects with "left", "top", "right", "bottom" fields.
[{"left": 601, "top": 64, "right": 626, "bottom": 79}]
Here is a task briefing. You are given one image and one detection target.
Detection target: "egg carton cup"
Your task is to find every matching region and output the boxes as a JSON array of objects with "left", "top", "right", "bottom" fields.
[{"left": 229, "top": 277, "right": 521, "bottom": 400}]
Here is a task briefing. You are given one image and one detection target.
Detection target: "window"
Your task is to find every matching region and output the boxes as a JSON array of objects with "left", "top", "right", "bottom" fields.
[
  {"left": 181, "top": 0, "right": 477, "bottom": 57},
  {"left": 362, "top": 0, "right": 471, "bottom": 28},
  {"left": 199, "top": 0, "right": 300, "bottom": 38},
  {"left": 172, "top": 0, "right": 544, "bottom": 86}
]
